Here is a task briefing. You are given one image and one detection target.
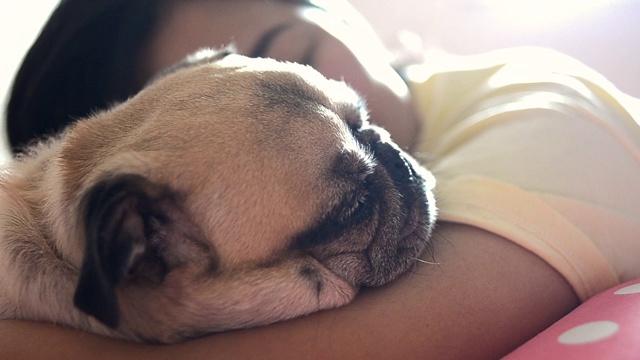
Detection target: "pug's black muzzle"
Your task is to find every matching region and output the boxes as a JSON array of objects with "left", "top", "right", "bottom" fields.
[
  {"left": 354, "top": 127, "right": 425, "bottom": 196},
  {"left": 305, "top": 125, "right": 435, "bottom": 288}
]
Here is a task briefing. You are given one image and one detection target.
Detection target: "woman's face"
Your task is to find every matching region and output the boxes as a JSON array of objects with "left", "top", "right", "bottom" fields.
[{"left": 142, "top": 0, "right": 420, "bottom": 149}]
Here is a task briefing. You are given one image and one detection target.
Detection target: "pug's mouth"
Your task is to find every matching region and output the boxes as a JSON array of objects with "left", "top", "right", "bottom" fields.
[
  {"left": 296, "top": 127, "right": 436, "bottom": 289},
  {"left": 351, "top": 144, "right": 435, "bottom": 287}
]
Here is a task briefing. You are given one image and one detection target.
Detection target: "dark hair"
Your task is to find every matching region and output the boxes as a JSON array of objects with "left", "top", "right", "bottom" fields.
[
  {"left": 6, "top": 0, "right": 168, "bottom": 153},
  {"left": 6, "top": 0, "right": 322, "bottom": 154}
]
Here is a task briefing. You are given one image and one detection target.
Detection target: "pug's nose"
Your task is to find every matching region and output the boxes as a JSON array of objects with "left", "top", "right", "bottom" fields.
[
  {"left": 375, "top": 142, "right": 413, "bottom": 185},
  {"left": 356, "top": 128, "right": 413, "bottom": 185}
]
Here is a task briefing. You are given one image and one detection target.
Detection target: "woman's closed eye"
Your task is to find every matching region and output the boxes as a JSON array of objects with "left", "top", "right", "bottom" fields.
[
  {"left": 249, "top": 23, "right": 318, "bottom": 66},
  {"left": 249, "top": 23, "right": 291, "bottom": 59}
]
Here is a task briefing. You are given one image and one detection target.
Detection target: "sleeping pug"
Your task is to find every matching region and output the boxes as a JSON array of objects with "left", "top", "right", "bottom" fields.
[{"left": 0, "top": 49, "right": 436, "bottom": 343}]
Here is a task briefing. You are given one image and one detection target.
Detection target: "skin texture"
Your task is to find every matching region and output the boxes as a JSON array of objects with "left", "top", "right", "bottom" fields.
[
  {"left": 0, "top": 0, "right": 580, "bottom": 357},
  {"left": 0, "top": 223, "right": 579, "bottom": 359}
]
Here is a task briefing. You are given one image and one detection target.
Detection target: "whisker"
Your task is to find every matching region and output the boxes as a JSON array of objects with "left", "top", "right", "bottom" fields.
[{"left": 414, "top": 257, "right": 440, "bottom": 266}]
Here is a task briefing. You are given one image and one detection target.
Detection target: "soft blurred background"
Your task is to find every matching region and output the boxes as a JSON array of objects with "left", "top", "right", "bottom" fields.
[
  {"left": 349, "top": 0, "right": 640, "bottom": 98},
  {"left": 1, "top": 0, "right": 639, "bottom": 162}
]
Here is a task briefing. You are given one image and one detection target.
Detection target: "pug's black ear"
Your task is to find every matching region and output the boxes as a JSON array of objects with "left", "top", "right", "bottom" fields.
[{"left": 73, "top": 174, "right": 175, "bottom": 329}]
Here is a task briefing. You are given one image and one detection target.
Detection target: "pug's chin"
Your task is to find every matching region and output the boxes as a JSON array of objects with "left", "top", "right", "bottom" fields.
[
  {"left": 322, "top": 194, "right": 433, "bottom": 289},
  {"left": 363, "top": 211, "right": 431, "bottom": 287},
  {"left": 321, "top": 242, "right": 423, "bottom": 289}
]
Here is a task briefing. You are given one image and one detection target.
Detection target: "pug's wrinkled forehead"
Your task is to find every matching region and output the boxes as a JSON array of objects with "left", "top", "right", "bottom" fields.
[{"left": 150, "top": 46, "right": 369, "bottom": 130}]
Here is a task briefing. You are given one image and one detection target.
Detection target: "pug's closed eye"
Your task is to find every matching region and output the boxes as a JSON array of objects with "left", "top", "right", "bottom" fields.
[
  {"left": 336, "top": 177, "right": 374, "bottom": 225},
  {"left": 331, "top": 149, "right": 378, "bottom": 225}
]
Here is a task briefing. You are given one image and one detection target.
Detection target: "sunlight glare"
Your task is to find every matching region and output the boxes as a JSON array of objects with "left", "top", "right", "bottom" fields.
[{"left": 484, "top": 0, "right": 624, "bottom": 28}]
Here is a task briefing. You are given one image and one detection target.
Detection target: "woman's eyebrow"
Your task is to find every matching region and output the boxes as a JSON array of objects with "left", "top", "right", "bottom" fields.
[{"left": 249, "top": 23, "right": 292, "bottom": 58}]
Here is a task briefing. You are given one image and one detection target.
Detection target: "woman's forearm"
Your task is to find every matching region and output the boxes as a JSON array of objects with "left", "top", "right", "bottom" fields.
[{"left": 0, "top": 222, "right": 578, "bottom": 359}]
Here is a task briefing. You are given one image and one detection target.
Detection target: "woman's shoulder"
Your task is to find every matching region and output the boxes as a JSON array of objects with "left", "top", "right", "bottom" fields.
[{"left": 409, "top": 47, "right": 640, "bottom": 301}]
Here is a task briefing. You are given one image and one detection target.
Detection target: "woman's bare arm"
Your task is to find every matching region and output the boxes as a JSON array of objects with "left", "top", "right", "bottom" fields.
[{"left": 0, "top": 222, "right": 579, "bottom": 359}]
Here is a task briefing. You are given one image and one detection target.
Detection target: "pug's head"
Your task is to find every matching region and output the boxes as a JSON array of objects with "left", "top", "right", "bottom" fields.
[{"left": 63, "top": 49, "right": 436, "bottom": 342}]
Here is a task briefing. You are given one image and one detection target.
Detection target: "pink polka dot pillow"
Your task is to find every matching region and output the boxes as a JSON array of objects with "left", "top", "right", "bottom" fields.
[{"left": 505, "top": 279, "right": 640, "bottom": 359}]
